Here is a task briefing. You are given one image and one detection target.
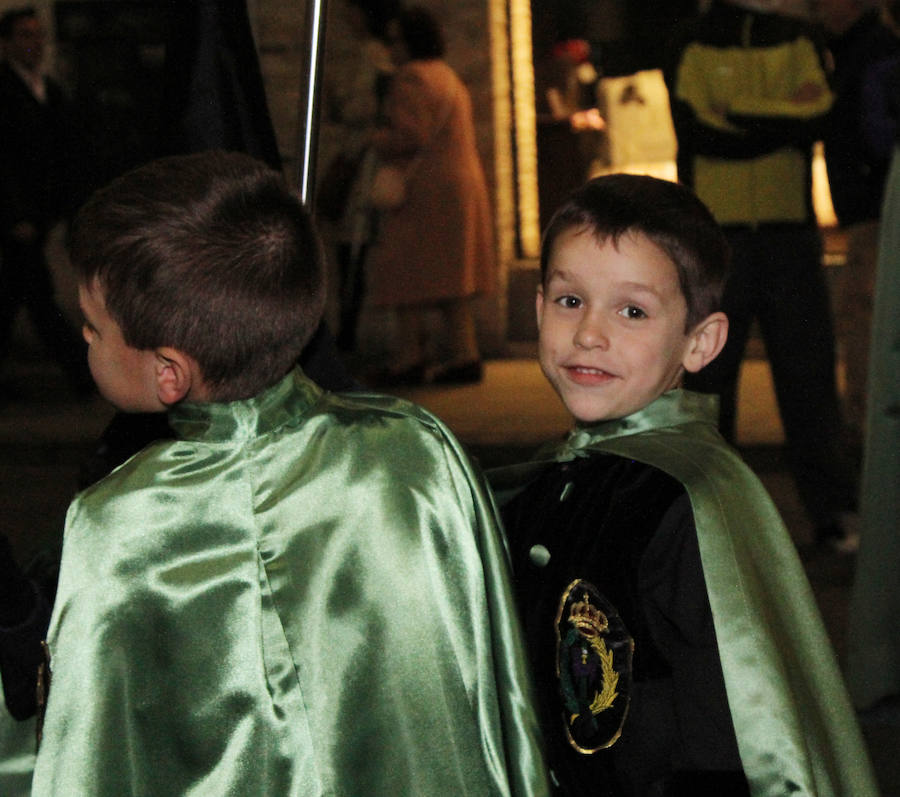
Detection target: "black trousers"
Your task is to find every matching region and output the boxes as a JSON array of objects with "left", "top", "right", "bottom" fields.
[
  {"left": 684, "top": 224, "right": 857, "bottom": 526},
  {"left": 0, "top": 233, "right": 88, "bottom": 390}
]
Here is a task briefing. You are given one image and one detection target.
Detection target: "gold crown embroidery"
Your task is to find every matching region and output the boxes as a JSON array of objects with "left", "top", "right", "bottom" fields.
[{"left": 568, "top": 593, "right": 618, "bottom": 719}]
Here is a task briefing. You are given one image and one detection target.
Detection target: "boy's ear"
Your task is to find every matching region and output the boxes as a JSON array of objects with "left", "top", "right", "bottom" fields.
[
  {"left": 153, "top": 347, "right": 197, "bottom": 406},
  {"left": 682, "top": 312, "right": 728, "bottom": 373},
  {"left": 535, "top": 285, "right": 545, "bottom": 330}
]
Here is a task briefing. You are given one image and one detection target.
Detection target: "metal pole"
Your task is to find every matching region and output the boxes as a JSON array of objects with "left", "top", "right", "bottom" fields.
[{"left": 297, "top": 0, "right": 328, "bottom": 208}]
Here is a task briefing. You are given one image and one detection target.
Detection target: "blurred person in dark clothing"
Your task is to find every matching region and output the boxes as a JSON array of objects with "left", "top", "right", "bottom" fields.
[
  {"left": 665, "top": 0, "right": 860, "bottom": 552},
  {"left": 0, "top": 7, "right": 91, "bottom": 398},
  {"left": 815, "top": 0, "right": 900, "bottom": 447},
  {"left": 0, "top": 532, "right": 50, "bottom": 722}
]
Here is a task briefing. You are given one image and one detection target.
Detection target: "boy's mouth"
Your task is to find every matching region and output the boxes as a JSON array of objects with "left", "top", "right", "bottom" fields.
[{"left": 564, "top": 365, "right": 617, "bottom": 385}]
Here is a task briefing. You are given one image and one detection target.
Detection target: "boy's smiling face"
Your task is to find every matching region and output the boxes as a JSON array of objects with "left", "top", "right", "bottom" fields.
[
  {"left": 79, "top": 279, "right": 165, "bottom": 412},
  {"left": 537, "top": 226, "right": 704, "bottom": 424}
]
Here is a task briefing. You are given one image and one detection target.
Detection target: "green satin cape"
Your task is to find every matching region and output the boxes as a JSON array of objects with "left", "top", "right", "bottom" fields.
[
  {"left": 848, "top": 145, "right": 900, "bottom": 709},
  {"left": 32, "top": 370, "right": 550, "bottom": 796},
  {"left": 0, "top": 684, "right": 35, "bottom": 797},
  {"left": 490, "top": 390, "right": 877, "bottom": 797}
]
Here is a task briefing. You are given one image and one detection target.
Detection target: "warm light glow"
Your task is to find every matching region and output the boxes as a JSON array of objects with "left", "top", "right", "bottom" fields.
[
  {"left": 490, "top": 0, "right": 540, "bottom": 262},
  {"left": 489, "top": 0, "right": 516, "bottom": 264},
  {"left": 812, "top": 141, "right": 838, "bottom": 228},
  {"left": 509, "top": 0, "right": 540, "bottom": 257}
]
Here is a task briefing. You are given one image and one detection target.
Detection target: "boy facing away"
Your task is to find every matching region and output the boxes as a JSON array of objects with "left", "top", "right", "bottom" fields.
[
  {"left": 490, "top": 174, "right": 877, "bottom": 797},
  {"left": 31, "top": 151, "right": 550, "bottom": 797}
]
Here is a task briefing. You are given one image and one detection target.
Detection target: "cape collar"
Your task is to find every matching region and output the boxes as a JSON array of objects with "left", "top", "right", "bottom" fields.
[
  {"left": 168, "top": 368, "right": 322, "bottom": 443},
  {"left": 557, "top": 389, "right": 719, "bottom": 460}
]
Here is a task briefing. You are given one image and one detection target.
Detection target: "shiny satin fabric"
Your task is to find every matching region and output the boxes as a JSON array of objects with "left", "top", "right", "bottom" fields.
[
  {"left": 848, "top": 146, "right": 900, "bottom": 710},
  {"left": 0, "top": 684, "right": 35, "bottom": 797},
  {"left": 490, "top": 390, "right": 878, "bottom": 797},
  {"left": 32, "top": 370, "right": 550, "bottom": 796}
]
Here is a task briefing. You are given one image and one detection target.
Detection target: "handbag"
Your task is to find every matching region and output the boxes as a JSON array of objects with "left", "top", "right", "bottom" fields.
[{"left": 369, "top": 163, "right": 408, "bottom": 210}]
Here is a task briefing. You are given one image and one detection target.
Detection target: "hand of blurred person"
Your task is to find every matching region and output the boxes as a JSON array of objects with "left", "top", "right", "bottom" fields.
[
  {"left": 792, "top": 81, "right": 824, "bottom": 103},
  {"left": 570, "top": 108, "right": 605, "bottom": 132}
]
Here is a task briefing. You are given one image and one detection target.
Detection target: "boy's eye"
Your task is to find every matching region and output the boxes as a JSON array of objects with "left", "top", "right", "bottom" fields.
[
  {"left": 619, "top": 305, "right": 647, "bottom": 320},
  {"left": 554, "top": 295, "right": 582, "bottom": 309}
]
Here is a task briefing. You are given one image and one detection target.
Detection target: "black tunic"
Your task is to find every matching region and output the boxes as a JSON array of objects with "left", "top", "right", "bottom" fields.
[{"left": 502, "top": 453, "right": 749, "bottom": 797}]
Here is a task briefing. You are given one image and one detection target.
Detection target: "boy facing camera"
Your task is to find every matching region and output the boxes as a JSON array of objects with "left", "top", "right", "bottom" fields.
[
  {"left": 491, "top": 175, "right": 876, "bottom": 796},
  {"left": 31, "top": 151, "right": 550, "bottom": 797}
]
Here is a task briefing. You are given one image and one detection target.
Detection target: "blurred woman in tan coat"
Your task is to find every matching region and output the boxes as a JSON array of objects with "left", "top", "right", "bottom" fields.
[{"left": 367, "top": 6, "right": 494, "bottom": 385}]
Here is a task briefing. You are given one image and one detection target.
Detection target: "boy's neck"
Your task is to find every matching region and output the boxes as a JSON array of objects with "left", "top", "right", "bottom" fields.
[{"left": 573, "top": 387, "right": 684, "bottom": 429}]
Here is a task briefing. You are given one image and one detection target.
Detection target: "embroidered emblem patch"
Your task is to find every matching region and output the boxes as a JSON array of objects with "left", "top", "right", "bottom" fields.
[{"left": 555, "top": 579, "right": 633, "bottom": 753}]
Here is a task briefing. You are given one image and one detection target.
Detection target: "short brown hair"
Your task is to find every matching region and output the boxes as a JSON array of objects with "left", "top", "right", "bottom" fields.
[
  {"left": 541, "top": 174, "right": 729, "bottom": 330},
  {"left": 70, "top": 150, "right": 326, "bottom": 400}
]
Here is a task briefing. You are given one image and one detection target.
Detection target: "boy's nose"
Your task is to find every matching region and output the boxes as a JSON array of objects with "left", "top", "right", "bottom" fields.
[{"left": 574, "top": 314, "right": 610, "bottom": 350}]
